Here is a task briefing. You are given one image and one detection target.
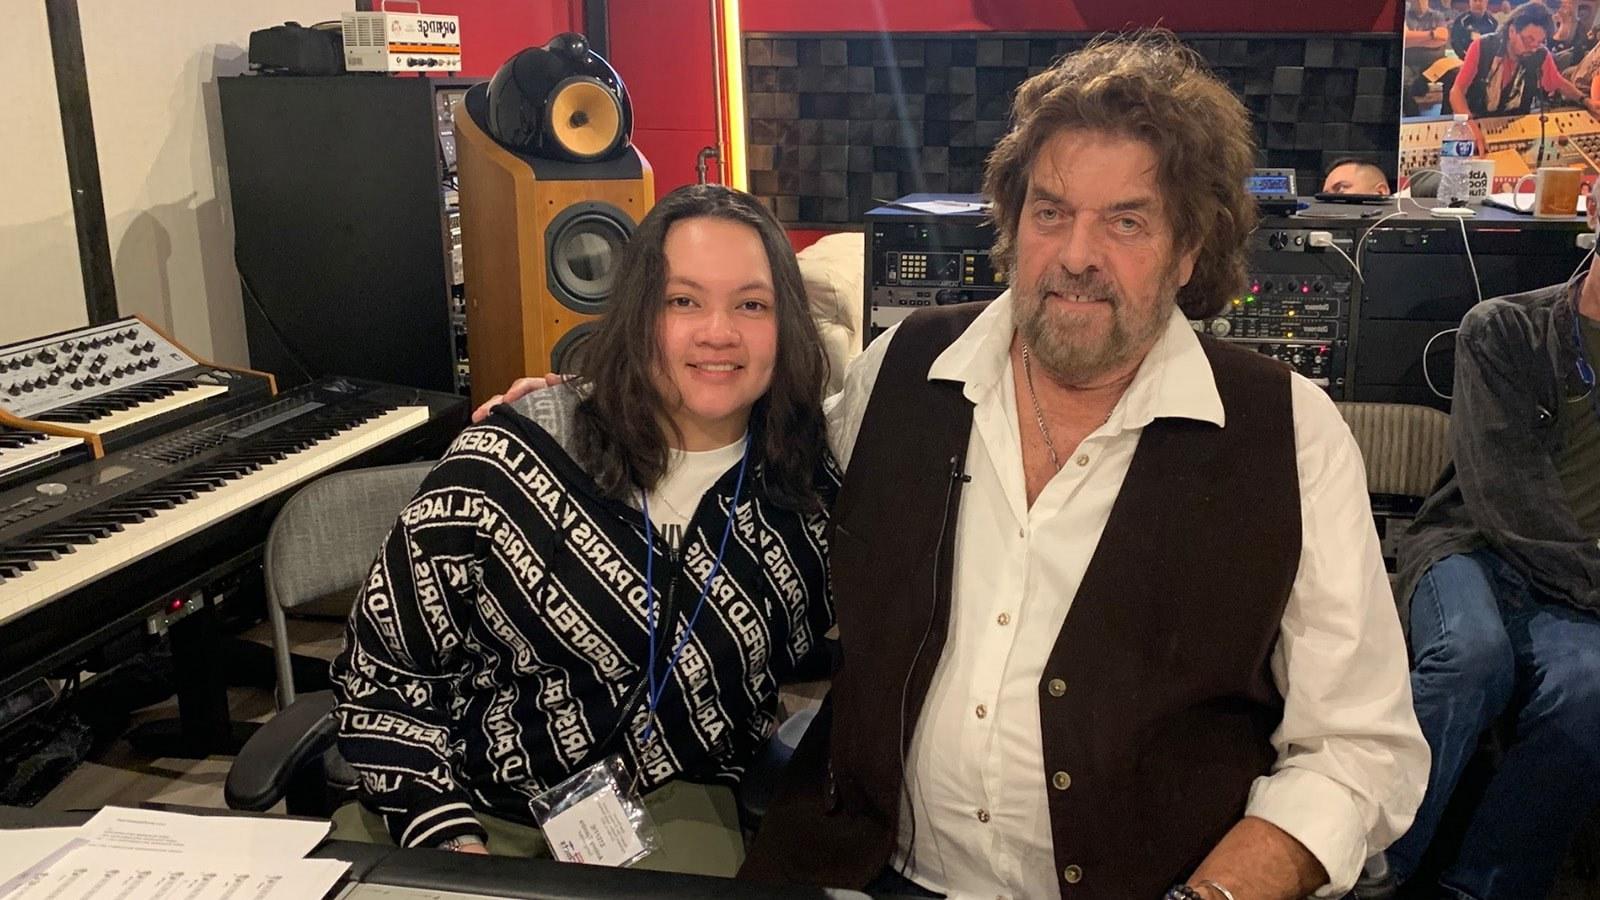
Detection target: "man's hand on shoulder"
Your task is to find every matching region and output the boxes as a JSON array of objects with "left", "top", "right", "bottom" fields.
[{"left": 470, "top": 374, "right": 565, "bottom": 423}]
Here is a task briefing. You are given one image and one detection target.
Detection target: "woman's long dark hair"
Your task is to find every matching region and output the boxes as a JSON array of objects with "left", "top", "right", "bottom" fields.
[{"left": 569, "top": 184, "right": 828, "bottom": 511}]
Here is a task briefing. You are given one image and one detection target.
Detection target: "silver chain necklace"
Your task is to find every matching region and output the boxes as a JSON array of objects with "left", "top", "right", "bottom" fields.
[
  {"left": 1021, "top": 342, "right": 1064, "bottom": 471},
  {"left": 1020, "top": 342, "right": 1112, "bottom": 473}
]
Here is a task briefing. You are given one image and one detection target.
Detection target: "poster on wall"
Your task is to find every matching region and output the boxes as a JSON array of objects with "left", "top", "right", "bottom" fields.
[{"left": 1398, "top": 0, "right": 1600, "bottom": 192}]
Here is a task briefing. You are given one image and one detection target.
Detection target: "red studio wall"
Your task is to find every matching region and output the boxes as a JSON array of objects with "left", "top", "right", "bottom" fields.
[
  {"left": 739, "top": 0, "right": 1400, "bottom": 34},
  {"left": 424, "top": 0, "right": 582, "bottom": 77}
]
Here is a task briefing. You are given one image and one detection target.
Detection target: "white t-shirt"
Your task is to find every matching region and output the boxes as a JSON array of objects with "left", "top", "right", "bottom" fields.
[{"left": 645, "top": 437, "right": 745, "bottom": 549}]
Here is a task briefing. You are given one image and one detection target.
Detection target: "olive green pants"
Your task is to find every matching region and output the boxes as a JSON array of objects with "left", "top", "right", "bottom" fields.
[{"left": 331, "top": 780, "right": 745, "bottom": 877}]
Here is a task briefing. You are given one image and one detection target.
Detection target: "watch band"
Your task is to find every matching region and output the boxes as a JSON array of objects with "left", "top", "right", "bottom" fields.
[
  {"left": 439, "top": 835, "right": 485, "bottom": 851},
  {"left": 1163, "top": 886, "right": 1205, "bottom": 900}
]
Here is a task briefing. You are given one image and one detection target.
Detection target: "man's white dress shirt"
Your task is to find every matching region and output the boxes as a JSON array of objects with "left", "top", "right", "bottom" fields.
[{"left": 824, "top": 293, "right": 1427, "bottom": 898}]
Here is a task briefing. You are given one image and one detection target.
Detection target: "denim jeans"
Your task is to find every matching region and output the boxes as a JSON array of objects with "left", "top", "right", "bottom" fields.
[{"left": 1387, "top": 550, "right": 1600, "bottom": 899}]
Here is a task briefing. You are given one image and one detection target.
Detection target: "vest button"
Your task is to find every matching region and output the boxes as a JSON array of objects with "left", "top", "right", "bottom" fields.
[
  {"left": 1063, "top": 864, "right": 1083, "bottom": 884},
  {"left": 1047, "top": 678, "right": 1067, "bottom": 697},
  {"left": 1052, "top": 770, "right": 1071, "bottom": 790},
  {"left": 976, "top": 808, "right": 991, "bottom": 823}
]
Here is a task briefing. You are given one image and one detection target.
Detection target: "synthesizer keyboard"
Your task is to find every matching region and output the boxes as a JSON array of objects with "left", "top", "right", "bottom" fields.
[{"left": 0, "top": 316, "right": 275, "bottom": 487}]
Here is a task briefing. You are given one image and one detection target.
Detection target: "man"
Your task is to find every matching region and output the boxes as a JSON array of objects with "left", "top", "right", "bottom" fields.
[
  {"left": 1322, "top": 157, "right": 1393, "bottom": 196},
  {"left": 478, "top": 32, "right": 1426, "bottom": 900},
  {"left": 1452, "top": 0, "right": 1501, "bottom": 58},
  {"left": 1448, "top": 2, "right": 1600, "bottom": 117},
  {"left": 1409, "top": 0, "right": 1456, "bottom": 115},
  {"left": 739, "top": 33, "right": 1424, "bottom": 900},
  {"left": 1555, "top": 0, "right": 1598, "bottom": 63},
  {"left": 1382, "top": 184, "right": 1600, "bottom": 898}
]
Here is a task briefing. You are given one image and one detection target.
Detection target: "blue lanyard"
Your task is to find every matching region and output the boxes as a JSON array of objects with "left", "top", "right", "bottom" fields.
[
  {"left": 638, "top": 437, "right": 750, "bottom": 745},
  {"left": 1568, "top": 304, "right": 1600, "bottom": 422}
]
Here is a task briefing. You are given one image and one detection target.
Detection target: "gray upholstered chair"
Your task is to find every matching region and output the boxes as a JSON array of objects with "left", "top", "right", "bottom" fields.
[
  {"left": 1334, "top": 401, "right": 1452, "bottom": 501},
  {"left": 1333, "top": 401, "right": 1452, "bottom": 598},
  {"left": 264, "top": 461, "right": 434, "bottom": 709},
  {"left": 228, "top": 462, "right": 432, "bottom": 815}
]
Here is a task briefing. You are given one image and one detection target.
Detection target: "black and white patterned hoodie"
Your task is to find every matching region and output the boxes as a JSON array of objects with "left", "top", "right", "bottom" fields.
[{"left": 331, "top": 386, "right": 837, "bottom": 849}]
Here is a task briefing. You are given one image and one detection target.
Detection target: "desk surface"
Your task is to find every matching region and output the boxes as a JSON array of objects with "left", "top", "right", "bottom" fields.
[{"left": 0, "top": 806, "right": 905, "bottom": 900}]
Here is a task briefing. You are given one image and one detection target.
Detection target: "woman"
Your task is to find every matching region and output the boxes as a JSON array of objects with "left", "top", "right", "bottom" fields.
[{"left": 329, "top": 184, "right": 837, "bottom": 877}]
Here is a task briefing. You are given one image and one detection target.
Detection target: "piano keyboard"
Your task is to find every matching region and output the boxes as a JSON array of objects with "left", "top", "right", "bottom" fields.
[
  {"left": 37, "top": 381, "right": 230, "bottom": 435},
  {"left": 0, "top": 430, "right": 86, "bottom": 477},
  {"left": 0, "top": 398, "right": 429, "bottom": 624}
]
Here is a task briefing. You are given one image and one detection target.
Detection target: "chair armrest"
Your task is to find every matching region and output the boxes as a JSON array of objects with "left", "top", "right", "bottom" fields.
[
  {"left": 225, "top": 691, "right": 339, "bottom": 812},
  {"left": 737, "top": 706, "right": 818, "bottom": 832}
]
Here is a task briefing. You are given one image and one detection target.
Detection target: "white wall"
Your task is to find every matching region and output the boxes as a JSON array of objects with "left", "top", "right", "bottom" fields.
[
  {"left": 0, "top": 2, "right": 89, "bottom": 345},
  {"left": 79, "top": 2, "right": 347, "bottom": 364}
]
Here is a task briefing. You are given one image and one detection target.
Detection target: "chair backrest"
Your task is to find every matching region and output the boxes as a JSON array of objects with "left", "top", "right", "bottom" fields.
[
  {"left": 796, "top": 232, "right": 865, "bottom": 396},
  {"left": 264, "top": 461, "right": 433, "bottom": 707},
  {"left": 1334, "top": 401, "right": 1452, "bottom": 499}
]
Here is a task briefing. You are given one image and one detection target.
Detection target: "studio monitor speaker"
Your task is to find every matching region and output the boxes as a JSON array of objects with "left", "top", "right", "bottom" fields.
[{"left": 455, "top": 79, "right": 652, "bottom": 408}]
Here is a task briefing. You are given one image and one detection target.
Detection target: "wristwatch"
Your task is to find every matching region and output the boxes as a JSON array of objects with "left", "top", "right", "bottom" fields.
[{"left": 439, "top": 835, "right": 486, "bottom": 852}]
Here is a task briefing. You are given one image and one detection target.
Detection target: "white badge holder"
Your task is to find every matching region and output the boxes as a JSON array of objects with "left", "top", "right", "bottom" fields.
[{"left": 531, "top": 754, "right": 658, "bottom": 867}]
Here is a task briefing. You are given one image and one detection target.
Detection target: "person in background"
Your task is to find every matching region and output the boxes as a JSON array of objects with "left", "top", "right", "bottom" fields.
[
  {"left": 1554, "top": 0, "right": 1598, "bottom": 63},
  {"left": 329, "top": 184, "right": 839, "bottom": 873},
  {"left": 1453, "top": 0, "right": 1503, "bottom": 56},
  {"left": 1322, "top": 157, "right": 1394, "bottom": 196},
  {"left": 1565, "top": 27, "right": 1600, "bottom": 99},
  {"left": 1373, "top": 182, "right": 1600, "bottom": 900},
  {"left": 1410, "top": 0, "right": 1457, "bottom": 114}
]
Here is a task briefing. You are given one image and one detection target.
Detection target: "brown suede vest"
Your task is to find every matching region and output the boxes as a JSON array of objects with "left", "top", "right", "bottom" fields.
[{"left": 741, "top": 304, "right": 1301, "bottom": 898}]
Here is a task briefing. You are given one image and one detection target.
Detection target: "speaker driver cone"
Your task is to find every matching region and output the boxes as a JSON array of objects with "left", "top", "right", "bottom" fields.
[
  {"left": 546, "top": 202, "right": 632, "bottom": 313},
  {"left": 550, "top": 322, "right": 596, "bottom": 373},
  {"left": 547, "top": 77, "right": 624, "bottom": 161}
]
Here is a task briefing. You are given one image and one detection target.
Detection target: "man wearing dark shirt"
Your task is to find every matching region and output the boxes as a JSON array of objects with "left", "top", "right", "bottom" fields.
[
  {"left": 1384, "top": 185, "right": 1600, "bottom": 898},
  {"left": 1409, "top": 0, "right": 1455, "bottom": 114},
  {"left": 1453, "top": 0, "right": 1501, "bottom": 57}
]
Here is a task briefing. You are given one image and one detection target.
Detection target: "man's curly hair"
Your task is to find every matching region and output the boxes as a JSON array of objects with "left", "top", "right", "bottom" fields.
[{"left": 983, "top": 31, "right": 1257, "bottom": 319}]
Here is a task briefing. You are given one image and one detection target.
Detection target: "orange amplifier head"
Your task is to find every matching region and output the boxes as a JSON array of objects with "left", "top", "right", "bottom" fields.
[{"left": 341, "top": 3, "right": 460, "bottom": 72}]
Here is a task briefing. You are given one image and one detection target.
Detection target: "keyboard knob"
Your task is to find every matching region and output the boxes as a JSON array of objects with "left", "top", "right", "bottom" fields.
[
  {"left": 98, "top": 374, "right": 112, "bottom": 385},
  {"left": 6, "top": 384, "right": 19, "bottom": 396},
  {"left": 70, "top": 378, "right": 82, "bottom": 390},
  {"left": 38, "top": 350, "right": 55, "bottom": 364},
  {"left": 46, "top": 374, "right": 59, "bottom": 385}
]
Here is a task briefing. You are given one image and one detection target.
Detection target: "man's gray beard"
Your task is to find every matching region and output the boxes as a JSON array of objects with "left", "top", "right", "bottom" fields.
[{"left": 1014, "top": 270, "right": 1177, "bottom": 386}]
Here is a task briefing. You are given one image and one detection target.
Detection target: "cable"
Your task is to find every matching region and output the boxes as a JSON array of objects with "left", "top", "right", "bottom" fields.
[
  {"left": 1456, "top": 214, "right": 1483, "bottom": 307},
  {"left": 894, "top": 456, "right": 963, "bottom": 883},
  {"left": 1567, "top": 244, "right": 1596, "bottom": 289},
  {"left": 234, "top": 256, "right": 318, "bottom": 384},
  {"left": 1322, "top": 240, "right": 1365, "bottom": 286},
  {"left": 1422, "top": 327, "right": 1461, "bottom": 400}
]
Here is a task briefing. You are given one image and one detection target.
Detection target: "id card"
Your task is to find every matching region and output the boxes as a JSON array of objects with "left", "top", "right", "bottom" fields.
[{"left": 531, "top": 755, "right": 657, "bottom": 867}]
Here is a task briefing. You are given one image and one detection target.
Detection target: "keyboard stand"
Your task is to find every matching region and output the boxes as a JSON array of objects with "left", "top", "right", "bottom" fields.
[{"left": 125, "top": 548, "right": 265, "bottom": 758}]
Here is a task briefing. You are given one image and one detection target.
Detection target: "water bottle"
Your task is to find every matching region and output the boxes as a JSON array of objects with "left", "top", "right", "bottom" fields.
[{"left": 1438, "top": 114, "right": 1476, "bottom": 206}]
